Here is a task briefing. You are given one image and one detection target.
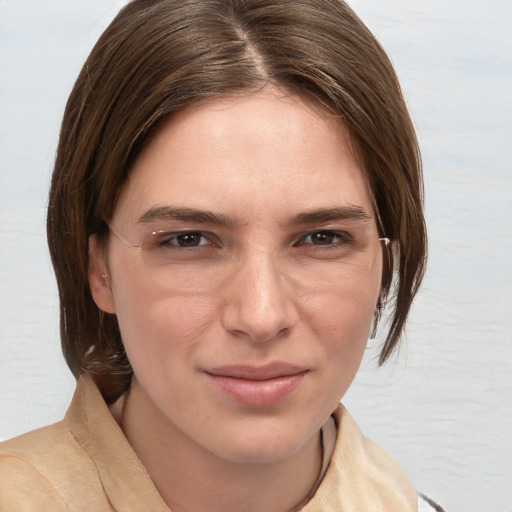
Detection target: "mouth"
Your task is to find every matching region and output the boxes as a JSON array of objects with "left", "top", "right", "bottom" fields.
[{"left": 205, "top": 363, "right": 309, "bottom": 408}]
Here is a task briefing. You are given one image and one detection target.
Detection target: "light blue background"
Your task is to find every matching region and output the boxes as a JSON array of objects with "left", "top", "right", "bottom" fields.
[{"left": 1, "top": 1, "right": 511, "bottom": 511}]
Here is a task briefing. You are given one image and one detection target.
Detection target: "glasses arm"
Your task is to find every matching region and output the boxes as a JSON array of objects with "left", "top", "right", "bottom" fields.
[{"left": 108, "top": 226, "right": 142, "bottom": 251}]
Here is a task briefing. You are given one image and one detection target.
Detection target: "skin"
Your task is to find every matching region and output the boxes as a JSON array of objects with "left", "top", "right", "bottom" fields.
[{"left": 89, "top": 89, "right": 384, "bottom": 512}]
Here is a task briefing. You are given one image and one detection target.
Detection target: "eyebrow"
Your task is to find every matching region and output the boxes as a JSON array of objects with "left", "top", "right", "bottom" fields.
[
  {"left": 288, "top": 206, "right": 371, "bottom": 226},
  {"left": 137, "top": 206, "right": 238, "bottom": 227},
  {"left": 136, "top": 204, "right": 371, "bottom": 229}
]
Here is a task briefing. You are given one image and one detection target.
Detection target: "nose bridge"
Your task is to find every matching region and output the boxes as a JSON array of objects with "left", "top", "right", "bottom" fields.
[{"left": 221, "top": 247, "right": 297, "bottom": 342}]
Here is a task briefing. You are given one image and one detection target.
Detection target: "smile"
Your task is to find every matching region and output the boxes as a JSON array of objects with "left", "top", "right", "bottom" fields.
[{"left": 205, "top": 363, "right": 309, "bottom": 408}]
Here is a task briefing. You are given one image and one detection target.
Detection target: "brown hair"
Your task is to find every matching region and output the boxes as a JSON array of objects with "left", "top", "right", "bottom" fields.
[{"left": 47, "top": 0, "right": 426, "bottom": 402}]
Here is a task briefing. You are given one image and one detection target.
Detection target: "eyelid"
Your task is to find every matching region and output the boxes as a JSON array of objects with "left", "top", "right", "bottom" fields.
[
  {"left": 149, "top": 229, "right": 221, "bottom": 248},
  {"left": 295, "top": 229, "right": 353, "bottom": 245},
  {"left": 168, "top": 232, "right": 209, "bottom": 246}
]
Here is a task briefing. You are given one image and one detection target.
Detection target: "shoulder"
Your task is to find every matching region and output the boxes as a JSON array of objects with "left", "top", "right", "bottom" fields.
[
  {"left": 0, "top": 376, "right": 166, "bottom": 511},
  {"left": 0, "top": 419, "right": 85, "bottom": 472},
  {"left": 0, "top": 420, "right": 109, "bottom": 511},
  {"left": 0, "top": 454, "right": 68, "bottom": 511},
  {"left": 0, "top": 422, "right": 74, "bottom": 510}
]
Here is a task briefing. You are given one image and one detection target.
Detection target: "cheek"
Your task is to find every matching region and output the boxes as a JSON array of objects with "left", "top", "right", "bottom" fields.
[
  {"left": 321, "top": 300, "right": 371, "bottom": 372},
  {"left": 111, "top": 266, "right": 218, "bottom": 375},
  {"left": 109, "top": 248, "right": 209, "bottom": 342},
  {"left": 300, "top": 274, "right": 379, "bottom": 387},
  {"left": 303, "top": 271, "right": 379, "bottom": 339}
]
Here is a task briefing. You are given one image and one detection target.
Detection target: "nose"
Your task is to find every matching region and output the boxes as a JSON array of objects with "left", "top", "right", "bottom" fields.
[{"left": 220, "top": 250, "right": 298, "bottom": 344}]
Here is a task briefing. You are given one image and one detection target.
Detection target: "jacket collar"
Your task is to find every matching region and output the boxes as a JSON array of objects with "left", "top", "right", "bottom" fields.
[
  {"left": 303, "top": 405, "right": 417, "bottom": 511},
  {"left": 67, "top": 375, "right": 416, "bottom": 511},
  {"left": 66, "top": 375, "right": 169, "bottom": 511}
]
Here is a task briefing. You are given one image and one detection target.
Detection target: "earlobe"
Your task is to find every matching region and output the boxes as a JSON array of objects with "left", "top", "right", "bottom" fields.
[{"left": 88, "top": 235, "right": 116, "bottom": 314}]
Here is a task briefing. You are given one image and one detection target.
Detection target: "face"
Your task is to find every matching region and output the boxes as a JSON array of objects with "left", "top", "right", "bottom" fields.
[{"left": 89, "top": 90, "right": 384, "bottom": 464}]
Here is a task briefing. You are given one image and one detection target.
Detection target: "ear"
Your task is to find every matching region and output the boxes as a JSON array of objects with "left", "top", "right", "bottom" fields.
[{"left": 88, "top": 234, "right": 116, "bottom": 314}]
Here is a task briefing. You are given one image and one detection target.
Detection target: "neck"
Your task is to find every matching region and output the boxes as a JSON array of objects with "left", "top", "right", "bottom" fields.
[{"left": 116, "top": 379, "right": 323, "bottom": 512}]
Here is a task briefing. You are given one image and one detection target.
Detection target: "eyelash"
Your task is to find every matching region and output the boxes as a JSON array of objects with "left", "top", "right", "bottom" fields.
[
  {"left": 157, "top": 232, "right": 215, "bottom": 249},
  {"left": 155, "top": 230, "right": 352, "bottom": 251},
  {"left": 295, "top": 230, "right": 352, "bottom": 249}
]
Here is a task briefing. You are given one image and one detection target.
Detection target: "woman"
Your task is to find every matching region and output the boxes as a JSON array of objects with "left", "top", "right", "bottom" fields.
[{"left": 0, "top": 0, "right": 443, "bottom": 510}]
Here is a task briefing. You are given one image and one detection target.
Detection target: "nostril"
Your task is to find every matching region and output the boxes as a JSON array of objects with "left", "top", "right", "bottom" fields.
[{"left": 227, "top": 324, "right": 291, "bottom": 344}]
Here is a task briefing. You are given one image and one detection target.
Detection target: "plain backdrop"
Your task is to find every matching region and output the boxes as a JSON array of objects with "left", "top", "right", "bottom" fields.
[{"left": 1, "top": 1, "right": 511, "bottom": 511}]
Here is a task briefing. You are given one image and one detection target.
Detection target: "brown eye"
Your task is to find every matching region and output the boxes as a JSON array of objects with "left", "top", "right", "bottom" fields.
[
  {"left": 301, "top": 231, "right": 345, "bottom": 246},
  {"left": 163, "top": 232, "right": 208, "bottom": 248}
]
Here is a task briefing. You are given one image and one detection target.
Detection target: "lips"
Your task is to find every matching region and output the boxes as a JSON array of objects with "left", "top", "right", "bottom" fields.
[{"left": 205, "top": 363, "right": 308, "bottom": 408}]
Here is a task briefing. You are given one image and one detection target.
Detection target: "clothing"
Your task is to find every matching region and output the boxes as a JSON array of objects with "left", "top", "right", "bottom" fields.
[{"left": 0, "top": 375, "right": 441, "bottom": 511}]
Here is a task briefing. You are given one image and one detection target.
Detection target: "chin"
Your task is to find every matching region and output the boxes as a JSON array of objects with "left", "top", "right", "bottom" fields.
[{"left": 206, "top": 417, "right": 316, "bottom": 465}]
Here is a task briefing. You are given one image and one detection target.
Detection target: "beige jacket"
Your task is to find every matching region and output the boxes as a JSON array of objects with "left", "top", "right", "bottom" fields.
[{"left": 0, "top": 375, "right": 419, "bottom": 511}]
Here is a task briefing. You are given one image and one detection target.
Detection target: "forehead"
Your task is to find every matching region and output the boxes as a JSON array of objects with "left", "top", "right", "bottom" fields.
[{"left": 114, "top": 90, "right": 374, "bottom": 226}]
